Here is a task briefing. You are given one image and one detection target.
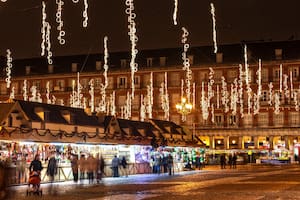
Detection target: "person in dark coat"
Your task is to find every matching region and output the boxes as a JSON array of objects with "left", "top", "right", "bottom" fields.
[
  {"left": 46, "top": 153, "right": 57, "bottom": 182},
  {"left": 71, "top": 154, "right": 79, "bottom": 182},
  {"left": 121, "top": 156, "right": 128, "bottom": 177},
  {"left": 29, "top": 154, "right": 43, "bottom": 173}
]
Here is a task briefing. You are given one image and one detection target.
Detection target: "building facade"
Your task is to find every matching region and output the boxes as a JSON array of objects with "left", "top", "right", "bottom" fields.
[{"left": 1, "top": 40, "right": 300, "bottom": 161}]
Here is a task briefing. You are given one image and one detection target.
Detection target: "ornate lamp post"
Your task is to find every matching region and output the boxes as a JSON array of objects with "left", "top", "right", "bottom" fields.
[{"left": 176, "top": 97, "right": 192, "bottom": 122}]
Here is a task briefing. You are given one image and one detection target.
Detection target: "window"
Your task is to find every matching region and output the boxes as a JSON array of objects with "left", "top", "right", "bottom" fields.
[
  {"left": 81, "top": 78, "right": 88, "bottom": 90},
  {"left": 118, "top": 77, "right": 127, "bottom": 88},
  {"left": 257, "top": 113, "right": 268, "bottom": 127},
  {"left": 261, "top": 91, "right": 268, "bottom": 102},
  {"left": 0, "top": 83, "right": 7, "bottom": 95},
  {"left": 71, "top": 63, "right": 78, "bottom": 72},
  {"left": 215, "top": 115, "right": 223, "bottom": 126},
  {"left": 107, "top": 77, "right": 114, "bottom": 89},
  {"left": 290, "top": 67, "right": 299, "bottom": 78},
  {"left": 214, "top": 70, "right": 222, "bottom": 83},
  {"left": 95, "top": 78, "right": 102, "bottom": 89},
  {"left": 170, "top": 72, "right": 180, "bottom": 87},
  {"left": 56, "top": 80, "right": 65, "bottom": 91},
  {"left": 261, "top": 68, "right": 268, "bottom": 83},
  {"left": 289, "top": 112, "right": 299, "bottom": 126},
  {"left": 155, "top": 73, "right": 164, "bottom": 87},
  {"left": 228, "top": 115, "right": 237, "bottom": 126},
  {"left": 32, "top": 80, "right": 41, "bottom": 90},
  {"left": 243, "top": 114, "right": 252, "bottom": 127},
  {"left": 121, "top": 59, "right": 127, "bottom": 68},
  {"left": 227, "top": 70, "right": 237, "bottom": 82},
  {"left": 134, "top": 76, "right": 140, "bottom": 88},
  {"left": 273, "top": 113, "right": 284, "bottom": 127},
  {"left": 159, "top": 57, "right": 166, "bottom": 66},
  {"left": 146, "top": 58, "right": 153, "bottom": 67},
  {"left": 273, "top": 67, "right": 280, "bottom": 81}
]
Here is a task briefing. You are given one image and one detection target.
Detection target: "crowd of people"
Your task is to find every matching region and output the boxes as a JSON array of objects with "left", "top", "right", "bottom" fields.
[
  {"left": 149, "top": 154, "right": 174, "bottom": 175},
  {"left": 220, "top": 153, "right": 238, "bottom": 169}
]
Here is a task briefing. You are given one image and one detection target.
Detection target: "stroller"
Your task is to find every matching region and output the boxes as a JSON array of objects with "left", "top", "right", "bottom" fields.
[{"left": 26, "top": 171, "right": 42, "bottom": 196}]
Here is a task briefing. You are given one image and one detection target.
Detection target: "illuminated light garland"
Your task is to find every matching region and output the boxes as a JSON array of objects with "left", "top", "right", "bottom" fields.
[
  {"left": 23, "top": 80, "right": 28, "bottom": 101},
  {"left": 247, "top": 86, "right": 252, "bottom": 115},
  {"left": 41, "top": 1, "right": 46, "bottom": 56},
  {"left": 109, "top": 91, "right": 116, "bottom": 116},
  {"left": 1, "top": 0, "right": 7, "bottom": 2},
  {"left": 207, "top": 67, "right": 214, "bottom": 108},
  {"left": 294, "top": 90, "right": 299, "bottom": 112},
  {"left": 221, "top": 76, "right": 229, "bottom": 113},
  {"left": 268, "top": 82, "right": 273, "bottom": 106},
  {"left": 210, "top": 3, "right": 217, "bottom": 53},
  {"left": 238, "top": 64, "right": 244, "bottom": 118},
  {"left": 146, "top": 72, "right": 153, "bottom": 119},
  {"left": 70, "top": 73, "right": 84, "bottom": 108},
  {"left": 103, "top": 36, "right": 109, "bottom": 88},
  {"left": 89, "top": 79, "right": 94, "bottom": 113},
  {"left": 274, "top": 93, "right": 280, "bottom": 114},
  {"left": 230, "top": 79, "right": 238, "bottom": 115},
  {"left": 46, "top": 81, "right": 51, "bottom": 104},
  {"left": 5, "top": 49, "right": 12, "bottom": 89},
  {"left": 83, "top": 0, "right": 88, "bottom": 27},
  {"left": 56, "top": 0, "right": 65, "bottom": 45},
  {"left": 290, "top": 71, "right": 294, "bottom": 98},
  {"left": 210, "top": 104, "right": 214, "bottom": 123},
  {"left": 124, "top": 92, "right": 132, "bottom": 119},
  {"left": 159, "top": 72, "right": 170, "bottom": 121},
  {"left": 279, "top": 64, "right": 283, "bottom": 93},
  {"left": 283, "top": 74, "right": 289, "bottom": 98},
  {"left": 41, "top": 2, "right": 53, "bottom": 64},
  {"left": 72, "top": 0, "right": 79, "bottom": 3},
  {"left": 9, "top": 87, "right": 15, "bottom": 100},
  {"left": 201, "top": 81, "right": 209, "bottom": 120},
  {"left": 181, "top": 27, "right": 192, "bottom": 103},
  {"left": 29, "top": 86, "right": 42, "bottom": 103},
  {"left": 126, "top": 0, "right": 138, "bottom": 98},
  {"left": 253, "top": 60, "right": 262, "bottom": 115},
  {"left": 52, "top": 95, "right": 56, "bottom": 105},
  {"left": 216, "top": 85, "right": 220, "bottom": 109},
  {"left": 192, "top": 82, "right": 195, "bottom": 108},
  {"left": 173, "top": 0, "right": 178, "bottom": 25},
  {"left": 96, "top": 36, "right": 109, "bottom": 113},
  {"left": 140, "top": 95, "right": 146, "bottom": 121}
]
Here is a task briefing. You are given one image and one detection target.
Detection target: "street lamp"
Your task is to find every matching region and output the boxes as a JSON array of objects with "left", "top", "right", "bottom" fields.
[{"left": 176, "top": 97, "right": 192, "bottom": 122}]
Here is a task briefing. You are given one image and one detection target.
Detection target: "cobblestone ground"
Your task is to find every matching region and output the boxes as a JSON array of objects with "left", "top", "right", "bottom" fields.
[{"left": 5, "top": 164, "right": 300, "bottom": 200}]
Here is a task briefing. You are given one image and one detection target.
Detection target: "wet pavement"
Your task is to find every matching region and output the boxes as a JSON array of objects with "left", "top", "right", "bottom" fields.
[{"left": 5, "top": 164, "right": 300, "bottom": 200}]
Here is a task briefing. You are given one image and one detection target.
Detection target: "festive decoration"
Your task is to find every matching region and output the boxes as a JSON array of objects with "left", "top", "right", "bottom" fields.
[
  {"left": 173, "top": 0, "right": 178, "bottom": 25},
  {"left": 126, "top": 0, "right": 138, "bottom": 98},
  {"left": 210, "top": 3, "right": 217, "bottom": 53},
  {"left": 5, "top": 49, "right": 12, "bottom": 89},
  {"left": 83, "top": 0, "right": 88, "bottom": 27},
  {"left": 56, "top": 0, "right": 65, "bottom": 45}
]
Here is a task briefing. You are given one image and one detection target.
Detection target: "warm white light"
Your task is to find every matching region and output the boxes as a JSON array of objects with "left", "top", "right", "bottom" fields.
[
  {"left": 5, "top": 49, "right": 12, "bottom": 89},
  {"left": 210, "top": 3, "right": 217, "bottom": 53},
  {"left": 173, "top": 0, "right": 178, "bottom": 25},
  {"left": 83, "top": 0, "right": 88, "bottom": 27},
  {"left": 56, "top": 0, "right": 65, "bottom": 45}
]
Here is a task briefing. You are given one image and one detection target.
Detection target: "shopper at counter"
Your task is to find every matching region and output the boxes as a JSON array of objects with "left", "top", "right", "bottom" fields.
[
  {"left": 29, "top": 155, "right": 43, "bottom": 173},
  {"left": 46, "top": 153, "right": 57, "bottom": 182},
  {"left": 71, "top": 154, "right": 79, "bottom": 182},
  {"left": 111, "top": 155, "right": 119, "bottom": 177},
  {"left": 78, "top": 154, "right": 86, "bottom": 181}
]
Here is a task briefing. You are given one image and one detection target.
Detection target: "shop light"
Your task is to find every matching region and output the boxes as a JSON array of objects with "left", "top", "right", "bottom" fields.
[
  {"left": 232, "top": 140, "right": 236, "bottom": 144},
  {"left": 217, "top": 140, "right": 221, "bottom": 144}
]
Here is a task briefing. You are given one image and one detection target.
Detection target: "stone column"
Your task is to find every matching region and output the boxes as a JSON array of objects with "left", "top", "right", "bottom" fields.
[
  {"left": 209, "top": 136, "right": 215, "bottom": 149},
  {"left": 253, "top": 136, "right": 259, "bottom": 149},
  {"left": 269, "top": 136, "right": 274, "bottom": 150},
  {"left": 238, "top": 136, "right": 244, "bottom": 149},
  {"left": 284, "top": 136, "right": 290, "bottom": 150},
  {"left": 224, "top": 136, "right": 229, "bottom": 150}
]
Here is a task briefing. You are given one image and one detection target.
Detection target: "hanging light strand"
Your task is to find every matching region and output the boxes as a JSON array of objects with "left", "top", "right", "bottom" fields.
[
  {"left": 83, "top": 0, "right": 88, "bottom": 27},
  {"left": 5, "top": 49, "right": 12, "bottom": 89},
  {"left": 126, "top": 0, "right": 138, "bottom": 98},
  {"left": 173, "top": 0, "right": 178, "bottom": 25},
  {"left": 210, "top": 3, "right": 217, "bottom": 53},
  {"left": 56, "top": 0, "right": 65, "bottom": 45}
]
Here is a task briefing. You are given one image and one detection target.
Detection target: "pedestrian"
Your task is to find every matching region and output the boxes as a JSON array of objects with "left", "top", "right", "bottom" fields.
[
  {"left": 232, "top": 153, "right": 237, "bottom": 169},
  {"left": 86, "top": 154, "right": 95, "bottom": 184},
  {"left": 71, "top": 154, "right": 79, "bottom": 182},
  {"left": 29, "top": 154, "right": 43, "bottom": 173},
  {"left": 111, "top": 155, "right": 119, "bottom": 177},
  {"left": 121, "top": 156, "right": 128, "bottom": 177},
  {"left": 97, "top": 154, "right": 105, "bottom": 183},
  {"left": 228, "top": 154, "right": 233, "bottom": 169},
  {"left": 167, "top": 154, "right": 174, "bottom": 175},
  {"left": 46, "top": 153, "right": 57, "bottom": 182},
  {"left": 17, "top": 155, "right": 27, "bottom": 183},
  {"left": 220, "top": 154, "right": 226, "bottom": 169},
  {"left": 78, "top": 154, "right": 86, "bottom": 181}
]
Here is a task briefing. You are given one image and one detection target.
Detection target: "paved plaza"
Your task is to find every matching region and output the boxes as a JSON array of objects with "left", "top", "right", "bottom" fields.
[{"left": 5, "top": 164, "right": 300, "bottom": 200}]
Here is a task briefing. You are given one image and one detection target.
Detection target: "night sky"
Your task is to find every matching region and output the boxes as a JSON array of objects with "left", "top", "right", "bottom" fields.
[{"left": 0, "top": 0, "right": 299, "bottom": 59}]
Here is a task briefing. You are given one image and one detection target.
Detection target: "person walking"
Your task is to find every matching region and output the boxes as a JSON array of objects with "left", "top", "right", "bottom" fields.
[
  {"left": 232, "top": 153, "right": 237, "bottom": 169},
  {"left": 29, "top": 154, "right": 43, "bottom": 173},
  {"left": 167, "top": 154, "right": 174, "bottom": 176},
  {"left": 111, "top": 155, "right": 119, "bottom": 177},
  {"left": 121, "top": 156, "right": 128, "bottom": 177},
  {"left": 71, "top": 154, "right": 79, "bottom": 182},
  {"left": 96, "top": 154, "right": 105, "bottom": 183}
]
